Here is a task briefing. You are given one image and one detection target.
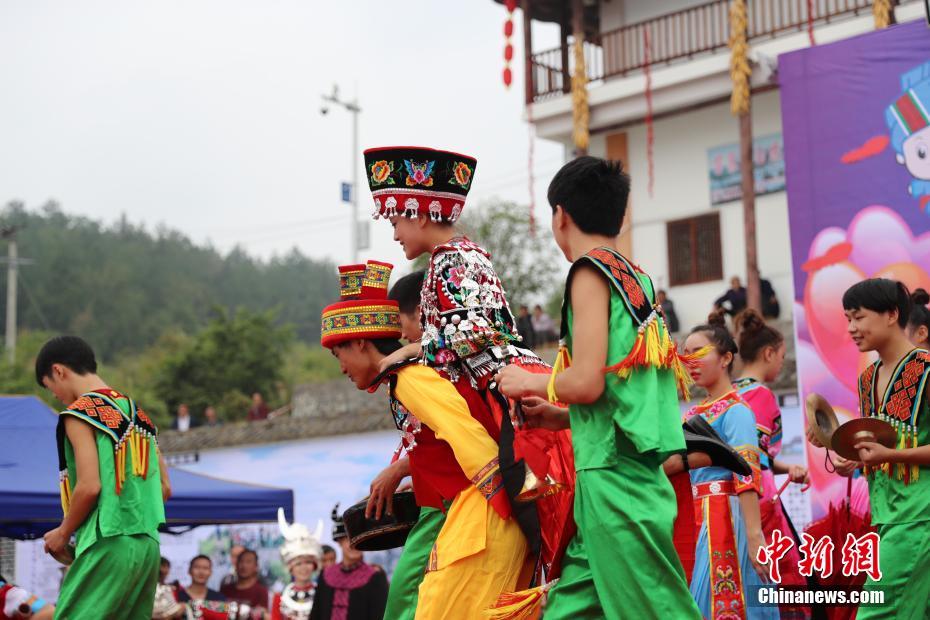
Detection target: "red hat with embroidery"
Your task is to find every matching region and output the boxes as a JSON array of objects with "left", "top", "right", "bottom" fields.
[
  {"left": 363, "top": 146, "right": 477, "bottom": 224},
  {"left": 320, "top": 260, "right": 402, "bottom": 348}
]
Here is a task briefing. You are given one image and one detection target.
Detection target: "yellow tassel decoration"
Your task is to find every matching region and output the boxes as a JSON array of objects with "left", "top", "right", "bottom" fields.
[
  {"left": 59, "top": 472, "right": 72, "bottom": 515},
  {"left": 873, "top": 0, "right": 893, "bottom": 29},
  {"left": 485, "top": 581, "right": 555, "bottom": 620},
  {"left": 897, "top": 428, "right": 907, "bottom": 481},
  {"left": 547, "top": 344, "right": 573, "bottom": 404}
]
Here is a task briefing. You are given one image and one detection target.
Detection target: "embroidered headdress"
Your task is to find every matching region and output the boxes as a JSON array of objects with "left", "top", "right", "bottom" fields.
[
  {"left": 320, "top": 260, "right": 402, "bottom": 348},
  {"left": 278, "top": 507, "right": 324, "bottom": 566},
  {"left": 363, "top": 146, "right": 477, "bottom": 224}
]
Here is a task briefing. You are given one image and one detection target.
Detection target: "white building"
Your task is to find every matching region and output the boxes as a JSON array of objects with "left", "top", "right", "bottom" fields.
[{"left": 513, "top": 0, "right": 926, "bottom": 331}]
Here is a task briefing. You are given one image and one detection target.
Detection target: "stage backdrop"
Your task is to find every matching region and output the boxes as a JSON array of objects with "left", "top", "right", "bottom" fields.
[{"left": 779, "top": 19, "right": 930, "bottom": 522}]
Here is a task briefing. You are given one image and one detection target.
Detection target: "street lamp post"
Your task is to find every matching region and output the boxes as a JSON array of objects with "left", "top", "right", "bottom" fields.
[{"left": 321, "top": 85, "right": 362, "bottom": 263}]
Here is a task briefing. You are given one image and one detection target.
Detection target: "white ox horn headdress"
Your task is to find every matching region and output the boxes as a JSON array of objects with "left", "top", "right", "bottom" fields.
[{"left": 277, "top": 507, "right": 323, "bottom": 567}]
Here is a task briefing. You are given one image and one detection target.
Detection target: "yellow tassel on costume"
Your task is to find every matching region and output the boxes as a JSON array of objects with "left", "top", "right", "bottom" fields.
[
  {"left": 644, "top": 320, "right": 662, "bottom": 367},
  {"left": 485, "top": 582, "right": 555, "bottom": 620},
  {"left": 897, "top": 429, "right": 907, "bottom": 481},
  {"left": 912, "top": 430, "right": 920, "bottom": 483},
  {"left": 59, "top": 474, "right": 72, "bottom": 515},
  {"left": 547, "top": 345, "right": 572, "bottom": 404}
]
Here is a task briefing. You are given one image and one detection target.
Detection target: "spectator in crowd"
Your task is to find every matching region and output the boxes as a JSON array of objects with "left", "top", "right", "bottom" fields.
[
  {"left": 159, "top": 557, "right": 172, "bottom": 585},
  {"left": 203, "top": 406, "right": 221, "bottom": 427},
  {"left": 220, "top": 549, "right": 269, "bottom": 613},
  {"left": 172, "top": 403, "right": 196, "bottom": 433},
  {"left": 247, "top": 392, "right": 269, "bottom": 422},
  {"left": 516, "top": 305, "right": 536, "bottom": 349},
  {"left": 656, "top": 289, "right": 680, "bottom": 333},
  {"left": 714, "top": 276, "right": 748, "bottom": 316},
  {"left": 176, "top": 555, "right": 225, "bottom": 604},
  {"left": 320, "top": 545, "right": 337, "bottom": 571},
  {"left": 220, "top": 544, "right": 246, "bottom": 588},
  {"left": 531, "top": 304, "right": 556, "bottom": 344},
  {"left": 761, "top": 278, "right": 780, "bottom": 319}
]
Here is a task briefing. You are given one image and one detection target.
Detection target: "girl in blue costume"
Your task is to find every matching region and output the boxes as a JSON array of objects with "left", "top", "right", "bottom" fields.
[{"left": 682, "top": 311, "right": 776, "bottom": 620}]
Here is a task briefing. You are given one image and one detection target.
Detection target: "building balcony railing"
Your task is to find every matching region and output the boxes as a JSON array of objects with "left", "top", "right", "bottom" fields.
[{"left": 530, "top": 0, "right": 877, "bottom": 103}]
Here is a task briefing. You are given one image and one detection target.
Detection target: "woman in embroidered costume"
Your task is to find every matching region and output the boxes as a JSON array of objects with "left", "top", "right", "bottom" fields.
[
  {"left": 311, "top": 504, "right": 388, "bottom": 620},
  {"left": 35, "top": 336, "right": 167, "bottom": 619},
  {"left": 732, "top": 310, "right": 810, "bottom": 619},
  {"left": 271, "top": 509, "right": 323, "bottom": 620},
  {"left": 805, "top": 279, "right": 930, "bottom": 619},
  {"left": 321, "top": 260, "right": 529, "bottom": 619},
  {"left": 682, "top": 313, "right": 776, "bottom": 620},
  {"left": 496, "top": 157, "right": 701, "bottom": 619},
  {"left": 364, "top": 146, "right": 575, "bottom": 583}
]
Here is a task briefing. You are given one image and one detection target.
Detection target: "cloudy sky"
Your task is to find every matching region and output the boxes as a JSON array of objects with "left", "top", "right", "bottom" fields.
[{"left": 1, "top": 1, "right": 564, "bottom": 266}]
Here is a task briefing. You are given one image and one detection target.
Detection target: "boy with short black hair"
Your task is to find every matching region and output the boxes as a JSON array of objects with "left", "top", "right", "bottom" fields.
[
  {"left": 497, "top": 156, "right": 700, "bottom": 618},
  {"left": 36, "top": 335, "right": 166, "bottom": 618},
  {"left": 807, "top": 278, "right": 930, "bottom": 619}
]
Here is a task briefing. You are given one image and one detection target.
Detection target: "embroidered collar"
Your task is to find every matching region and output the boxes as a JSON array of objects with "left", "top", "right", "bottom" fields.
[
  {"left": 689, "top": 390, "right": 743, "bottom": 423},
  {"left": 865, "top": 348, "right": 930, "bottom": 425}
]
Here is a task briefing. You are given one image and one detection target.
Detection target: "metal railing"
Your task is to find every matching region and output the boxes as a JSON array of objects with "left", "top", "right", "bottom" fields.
[{"left": 529, "top": 0, "right": 877, "bottom": 102}]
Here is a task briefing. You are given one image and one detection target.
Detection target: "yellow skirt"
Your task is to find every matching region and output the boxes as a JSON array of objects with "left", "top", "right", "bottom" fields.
[{"left": 415, "top": 485, "right": 530, "bottom": 619}]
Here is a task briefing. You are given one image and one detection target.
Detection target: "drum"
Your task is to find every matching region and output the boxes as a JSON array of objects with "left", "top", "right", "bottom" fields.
[{"left": 342, "top": 491, "right": 421, "bottom": 551}]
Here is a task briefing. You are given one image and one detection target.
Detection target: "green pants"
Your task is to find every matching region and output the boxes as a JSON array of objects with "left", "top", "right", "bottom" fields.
[
  {"left": 385, "top": 506, "right": 446, "bottom": 620},
  {"left": 545, "top": 453, "right": 701, "bottom": 620},
  {"left": 55, "top": 534, "right": 160, "bottom": 620},
  {"left": 858, "top": 520, "right": 930, "bottom": 620}
]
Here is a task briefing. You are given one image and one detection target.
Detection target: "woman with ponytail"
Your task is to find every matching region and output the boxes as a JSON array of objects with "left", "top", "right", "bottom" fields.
[
  {"left": 683, "top": 310, "right": 776, "bottom": 620},
  {"left": 733, "top": 310, "right": 809, "bottom": 619},
  {"left": 907, "top": 288, "right": 930, "bottom": 350}
]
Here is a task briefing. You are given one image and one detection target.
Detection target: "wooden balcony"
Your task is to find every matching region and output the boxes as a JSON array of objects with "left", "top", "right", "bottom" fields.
[{"left": 529, "top": 0, "right": 876, "bottom": 103}]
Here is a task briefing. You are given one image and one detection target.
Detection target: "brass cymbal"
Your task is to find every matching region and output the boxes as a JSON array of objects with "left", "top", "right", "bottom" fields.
[
  {"left": 831, "top": 417, "right": 897, "bottom": 461},
  {"left": 805, "top": 392, "right": 839, "bottom": 449}
]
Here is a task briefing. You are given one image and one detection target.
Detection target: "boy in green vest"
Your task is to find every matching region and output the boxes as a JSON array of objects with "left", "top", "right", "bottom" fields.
[
  {"left": 36, "top": 336, "right": 166, "bottom": 619},
  {"left": 496, "top": 157, "right": 700, "bottom": 618}
]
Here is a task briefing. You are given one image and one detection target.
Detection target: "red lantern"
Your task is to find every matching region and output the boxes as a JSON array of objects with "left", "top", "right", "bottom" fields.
[
  {"left": 504, "top": 20, "right": 514, "bottom": 37},
  {"left": 505, "top": 0, "right": 517, "bottom": 11},
  {"left": 504, "top": 44, "right": 514, "bottom": 61},
  {"left": 503, "top": 67, "right": 513, "bottom": 87}
]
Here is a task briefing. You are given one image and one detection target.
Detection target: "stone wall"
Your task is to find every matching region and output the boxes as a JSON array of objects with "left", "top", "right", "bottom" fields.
[
  {"left": 160, "top": 320, "right": 798, "bottom": 454},
  {"left": 159, "top": 379, "right": 393, "bottom": 454}
]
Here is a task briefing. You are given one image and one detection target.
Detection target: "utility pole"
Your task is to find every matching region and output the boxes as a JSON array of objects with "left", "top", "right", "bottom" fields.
[
  {"left": 321, "top": 85, "right": 362, "bottom": 263},
  {"left": 0, "top": 226, "right": 33, "bottom": 364}
]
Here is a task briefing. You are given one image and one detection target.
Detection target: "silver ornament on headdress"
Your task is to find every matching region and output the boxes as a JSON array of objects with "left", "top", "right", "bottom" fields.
[
  {"left": 278, "top": 507, "right": 323, "bottom": 566},
  {"left": 404, "top": 197, "right": 419, "bottom": 219}
]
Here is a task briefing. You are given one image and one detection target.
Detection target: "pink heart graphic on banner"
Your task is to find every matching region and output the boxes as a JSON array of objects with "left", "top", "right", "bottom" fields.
[{"left": 802, "top": 205, "right": 930, "bottom": 390}]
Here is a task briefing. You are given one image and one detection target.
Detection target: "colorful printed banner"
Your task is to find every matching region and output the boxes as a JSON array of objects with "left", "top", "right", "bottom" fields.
[{"left": 779, "top": 20, "right": 930, "bottom": 522}]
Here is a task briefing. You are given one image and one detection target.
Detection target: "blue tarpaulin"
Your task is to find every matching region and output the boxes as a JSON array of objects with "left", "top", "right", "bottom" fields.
[{"left": 0, "top": 395, "right": 293, "bottom": 539}]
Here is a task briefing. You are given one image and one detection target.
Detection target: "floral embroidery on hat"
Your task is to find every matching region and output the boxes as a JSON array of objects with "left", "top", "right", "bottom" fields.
[
  {"left": 450, "top": 161, "right": 473, "bottom": 189},
  {"left": 404, "top": 160, "right": 435, "bottom": 187},
  {"left": 370, "top": 160, "right": 395, "bottom": 186}
]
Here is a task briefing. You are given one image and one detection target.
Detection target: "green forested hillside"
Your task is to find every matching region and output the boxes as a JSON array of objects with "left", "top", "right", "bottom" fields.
[{"left": 0, "top": 201, "right": 337, "bottom": 359}]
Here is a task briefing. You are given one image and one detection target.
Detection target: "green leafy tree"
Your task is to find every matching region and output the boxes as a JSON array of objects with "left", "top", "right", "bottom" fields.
[
  {"left": 0, "top": 201, "right": 338, "bottom": 359},
  {"left": 155, "top": 308, "right": 292, "bottom": 422}
]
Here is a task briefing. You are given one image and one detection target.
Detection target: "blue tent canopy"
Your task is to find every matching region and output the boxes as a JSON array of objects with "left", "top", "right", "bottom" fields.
[{"left": 0, "top": 395, "right": 293, "bottom": 539}]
